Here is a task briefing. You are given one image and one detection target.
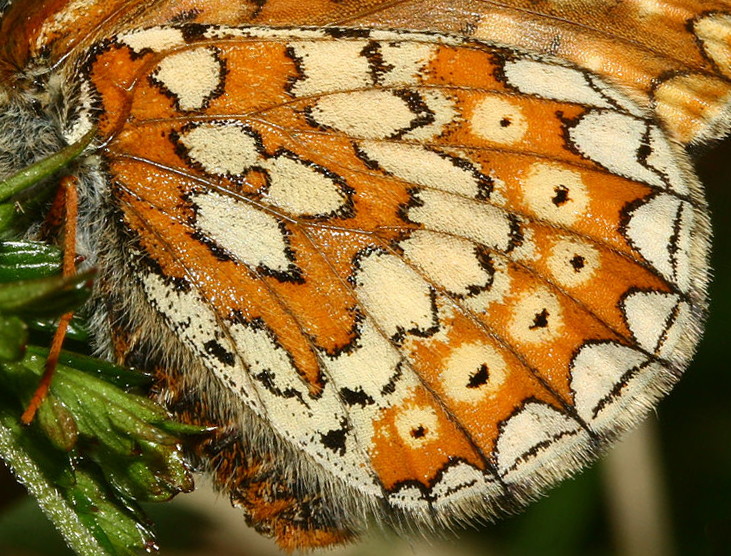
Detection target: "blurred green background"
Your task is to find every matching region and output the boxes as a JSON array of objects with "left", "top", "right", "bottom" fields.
[{"left": 0, "top": 140, "right": 729, "bottom": 556}]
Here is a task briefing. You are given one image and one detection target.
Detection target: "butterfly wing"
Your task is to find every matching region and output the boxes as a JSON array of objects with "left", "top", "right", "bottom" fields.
[
  {"left": 74, "top": 25, "right": 709, "bottom": 547},
  {"left": 4, "top": 0, "right": 731, "bottom": 144}
]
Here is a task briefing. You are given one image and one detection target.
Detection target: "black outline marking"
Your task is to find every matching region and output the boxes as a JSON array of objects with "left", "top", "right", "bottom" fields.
[
  {"left": 283, "top": 44, "right": 305, "bottom": 97},
  {"left": 168, "top": 9, "right": 202, "bottom": 24},
  {"left": 323, "top": 28, "right": 372, "bottom": 39},
  {"left": 203, "top": 339, "right": 236, "bottom": 367},
  {"left": 361, "top": 40, "right": 394, "bottom": 85},
  {"left": 319, "top": 418, "right": 351, "bottom": 456},
  {"left": 339, "top": 387, "right": 375, "bottom": 407},
  {"left": 385, "top": 457, "right": 498, "bottom": 503},
  {"left": 390, "top": 88, "right": 436, "bottom": 140}
]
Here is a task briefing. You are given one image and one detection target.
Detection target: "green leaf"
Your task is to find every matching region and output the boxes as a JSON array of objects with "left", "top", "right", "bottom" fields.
[
  {"left": 0, "top": 241, "right": 62, "bottom": 283},
  {"left": 0, "top": 271, "right": 94, "bottom": 318},
  {"left": 0, "top": 315, "right": 28, "bottom": 362},
  {"left": 0, "top": 128, "right": 96, "bottom": 204}
]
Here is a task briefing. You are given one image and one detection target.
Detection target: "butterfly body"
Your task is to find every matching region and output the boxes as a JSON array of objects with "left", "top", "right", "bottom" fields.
[{"left": 0, "top": 0, "right": 723, "bottom": 550}]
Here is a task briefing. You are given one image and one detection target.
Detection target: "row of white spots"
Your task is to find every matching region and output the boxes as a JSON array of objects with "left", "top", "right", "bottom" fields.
[
  {"left": 201, "top": 25, "right": 464, "bottom": 48},
  {"left": 179, "top": 123, "right": 349, "bottom": 218}
]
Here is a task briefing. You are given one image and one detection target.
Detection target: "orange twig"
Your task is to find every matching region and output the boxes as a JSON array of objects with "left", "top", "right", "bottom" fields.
[{"left": 21, "top": 175, "right": 78, "bottom": 425}]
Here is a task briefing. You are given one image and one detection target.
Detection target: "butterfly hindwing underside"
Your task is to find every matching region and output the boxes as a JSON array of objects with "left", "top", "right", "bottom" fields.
[
  {"left": 0, "top": 0, "right": 722, "bottom": 550},
  {"left": 65, "top": 23, "right": 709, "bottom": 544}
]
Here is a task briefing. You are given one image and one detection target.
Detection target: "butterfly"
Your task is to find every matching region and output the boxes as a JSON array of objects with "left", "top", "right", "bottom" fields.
[{"left": 0, "top": 0, "right": 723, "bottom": 550}]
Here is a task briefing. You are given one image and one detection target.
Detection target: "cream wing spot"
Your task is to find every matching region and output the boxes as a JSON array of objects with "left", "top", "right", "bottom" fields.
[
  {"left": 646, "top": 126, "right": 689, "bottom": 195},
  {"left": 568, "top": 111, "right": 664, "bottom": 187},
  {"left": 352, "top": 251, "right": 437, "bottom": 340},
  {"left": 152, "top": 47, "right": 224, "bottom": 111},
  {"left": 496, "top": 403, "right": 588, "bottom": 482},
  {"left": 654, "top": 300, "right": 692, "bottom": 360},
  {"left": 120, "top": 27, "right": 185, "bottom": 52},
  {"left": 694, "top": 13, "right": 731, "bottom": 79},
  {"left": 178, "top": 124, "right": 260, "bottom": 176},
  {"left": 407, "top": 189, "right": 514, "bottom": 252},
  {"left": 264, "top": 155, "right": 348, "bottom": 217},
  {"left": 323, "top": 319, "right": 406, "bottom": 407},
  {"left": 394, "top": 404, "right": 441, "bottom": 450},
  {"left": 621, "top": 291, "right": 680, "bottom": 354},
  {"left": 674, "top": 202, "right": 695, "bottom": 292},
  {"left": 509, "top": 287, "right": 564, "bottom": 344},
  {"left": 441, "top": 342, "right": 508, "bottom": 405},
  {"left": 399, "top": 231, "right": 493, "bottom": 298},
  {"left": 470, "top": 95, "right": 528, "bottom": 145},
  {"left": 521, "top": 163, "right": 590, "bottom": 226},
  {"left": 388, "top": 486, "right": 430, "bottom": 513},
  {"left": 230, "top": 323, "right": 308, "bottom": 399},
  {"left": 192, "top": 191, "right": 292, "bottom": 274},
  {"left": 358, "top": 141, "right": 488, "bottom": 197},
  {"left": 310, "top": 90, "right": 418, "bottom": 139},
  {"left": 624, "top": 194, "right": 685, "bottom": 285},
  {"left": 546, "top": 238, "right": 601, "bottom": 288},
  {"left": 502, "top": 59, "right": 611, "bottom": 108},
  {"left": 431, "top": 462, "right": 500, "bottom": 515},
  {"left": 288, "top": 40, "right": 371, "bottom": 97},
  {"left": 571, "top": 342, "right": 653, "bottom": 426},
  {"left": 377, "top": 42, "right": 437, "bottom": 86}
]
